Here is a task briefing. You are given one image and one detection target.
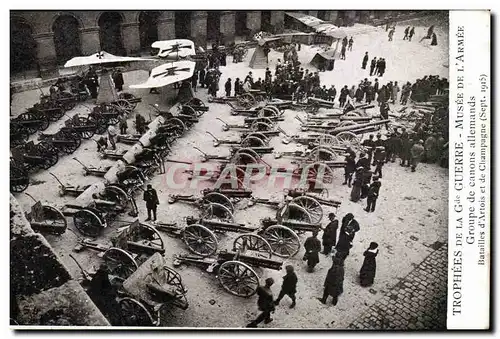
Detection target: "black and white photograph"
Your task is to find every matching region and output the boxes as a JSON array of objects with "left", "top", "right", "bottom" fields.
[{"left": 8, "top": 8, "right": 490, "bottom": 330}]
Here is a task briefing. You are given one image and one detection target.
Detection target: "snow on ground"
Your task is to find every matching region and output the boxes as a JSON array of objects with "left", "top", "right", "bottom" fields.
[{"left": 11, "top": 14, "right": 448, "bottom": 328}]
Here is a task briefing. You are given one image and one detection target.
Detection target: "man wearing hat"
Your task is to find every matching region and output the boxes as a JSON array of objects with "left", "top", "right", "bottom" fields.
[
  {"left": 356, "top": 152, "right": 370, "bottom": 170},
  {"left": 410, "top": 139, "right": 425, "bottom": 172},
  {"left": 303, "top": 230, "right": 322, "bottom": 272},
  {"left": 143, "top": 184, "right": 159, "bottom": 222},
  {"left": 373, "top": 146, "right": 386, "bottom": 178},
  {"left": 365, "top": 177, "right": 382, "bottom": 212},
  {"left": 247, "top": 278, "right": 275, "bottom": 327},
  {"left": 322, "top": 213, "right": 339, "bottom": 255},
  {"left": 362, "top": 134, "right": 376, "bottom": 165},
  {"left": 274, "top": 265, "right": 298, "bottom": 309}
]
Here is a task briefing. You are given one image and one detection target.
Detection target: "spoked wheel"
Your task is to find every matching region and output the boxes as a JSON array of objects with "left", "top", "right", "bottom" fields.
[
  {"left": 337, "top": 120, "right": 357, "bottom": 128},
  {"left": 118, "top": 93, "right": 139, "bottom": 110},
  {"left": 250, "top": 121, "right": 272, "bottom": 132},
  {"left": 187, "top": 98, "right": 205, "bottom": 108},
  {"left": 290, "top": 196, "right": 323, "bottom": 224},
  {"left": 89, "top": 113, "right": 108, "bottom": 134},
  {"left": 260, "top": 225, "right": 300, "bottom": 258},
  {"left": 114, "top": 99, "right": 134, "bottom": 116},
  {"left": 307, "top": 146, "right": 338, "bottom": 162},
  {"left": 232, "top": 234, "right": 273, "bottom": 259},
  {"left": 201, "top": 202, "right": 234, "bottom": 223},
  {"left": 10, "top": 165, "right": 29, "bottom": 193},
  {"left": 277, "top": 203, "right": 312, "bottom": 224},
  {"left": 59, "top": 130, "right": 82, "bottom": 154},
  {"left": 253, "top": 117, "right": 274, "bottom": 125},
  {"left": 103, "top": 247, "right": 139, "bottom": 281},
  {"left": 39, "top": 147, "right": 59, "bottom": 169},
  {"left": 231, "top": 151, "right": 258, "bottom": 166},
  {"left": 129, "top": 224, "right": 165, "bottom": 252},
  {"left": 344, "top": 111, "right": 361, "bottom": 118},
  {"left": 38, "top": 205, "right": 68, "bottom": 234},
  {"left": 203, "top": 192, "right": 234, "bottom": 213},
  {"left": 241, "top": 136, "right": 266, "bottom": 148},
  {"left": 73, "top": 209, "right": 104, "bottom": 237},
  {"left": 119, "top": 297, "right": 154, "bottom": 326},
  {"left": 234, "top": 147, "right": 260, "bottom": 160},
  {"left": 237, "top": 93, "right": 256, "bottom": 108},
  {"left": 183, "top": 104, "right": 204, "bottom": 118},
  {"left": 101, "top": 185, "right": 130, "bottom": 213},
  {"left": 167, "top": 118, "right": 186, "bottom": 136},
  {"left": 217, "top": 261, "right": 259, "bottom": 297},
  {"left": 313, "top": 134, "right": 340, "bottom": 148},
  {"left": 182, "top": 224, "right": 218, "bottom": 257},
  {"left": 257, "top": 106, "right": 279, "bottom": 119},
  {"left": 154, "top": 265, "right": 188, "bottom": 295},
  {"left": 217, "top": 166, "right": 247, "bottom": 190},
  {"left": 304, "top": 162, "right": 335, "bottom": 186},
  {"left": 335, "top": 131, "right": 361, "bottom": 150},
  {"left": 59, "top": 92, "right": 76, "bottom": 111}
]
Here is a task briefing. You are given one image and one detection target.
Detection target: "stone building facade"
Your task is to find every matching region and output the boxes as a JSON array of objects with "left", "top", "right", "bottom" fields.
[{"left": 10, "top": 10, "right": 404, "bottom": 78}]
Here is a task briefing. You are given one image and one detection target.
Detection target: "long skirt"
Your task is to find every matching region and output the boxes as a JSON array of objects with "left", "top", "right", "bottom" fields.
[
  {"left": 359, "top": 259, "right": 376, "bottom": 287},
  {"left": 350, "top": 184, "right": 362, "bottom": 202}
]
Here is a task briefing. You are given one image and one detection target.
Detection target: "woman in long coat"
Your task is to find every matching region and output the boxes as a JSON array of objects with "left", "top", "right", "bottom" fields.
[
  {"left": 359, "top": 242, "right": 379, "bottom": 287},
  {"left": 318, "top": 257, "right": 345, "bottom": 305},
  {"left": 350, "top": 167, "right": 364, "bottom": 202}
]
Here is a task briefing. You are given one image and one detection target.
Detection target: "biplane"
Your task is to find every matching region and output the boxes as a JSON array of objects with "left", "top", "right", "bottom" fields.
[
  {"left": 151, "top": 39, "right": 196, "bottom": 60},
  {"left": 64, "top": 51, "right": 154, "bottom": 68},
  {"left": 130, "top": 60, "right": 196, "bottom": 89}
]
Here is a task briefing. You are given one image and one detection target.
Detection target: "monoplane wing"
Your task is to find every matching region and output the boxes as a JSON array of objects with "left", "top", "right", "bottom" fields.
[
  {"left": 151, "top": 39, "right": 196, "bottom": 59},
  {"left": 64, "top": 51, "right": 154, "bottom": 68},
  {"left": 130, "top": 60, "right": 196, "bottom": 89}
]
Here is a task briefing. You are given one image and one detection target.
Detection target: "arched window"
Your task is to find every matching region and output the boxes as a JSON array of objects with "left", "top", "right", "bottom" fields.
[
  {"left": 235, "top": 11, "right": 248, "bottom": 37},
  {"left": 53, "top": 15, "right": 81, "bottom": 64},
  {"left": 98, "top": 12, "right": 125, "bottom": 55},
  {"left": 10, "top": 17, "right": 37, "bottom": 74},
  {"left": 206, "top": 11, "right": 221, "bottom": 43}
]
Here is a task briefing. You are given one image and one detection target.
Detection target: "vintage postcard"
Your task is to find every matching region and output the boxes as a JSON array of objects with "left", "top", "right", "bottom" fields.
[{"left": 9, "top": 9, "right": 490, "bottom": 330}]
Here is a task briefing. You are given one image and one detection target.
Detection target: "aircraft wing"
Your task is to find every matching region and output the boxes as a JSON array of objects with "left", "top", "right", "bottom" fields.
[
  {"left": 130, "top": 60, "right": 196, "bottom": 89},
  {"left": 152, "top": 39, "right": 196, "bottom": 59},
  {"left": 64, "top": 51, "right": 154, "bottom": 68}
]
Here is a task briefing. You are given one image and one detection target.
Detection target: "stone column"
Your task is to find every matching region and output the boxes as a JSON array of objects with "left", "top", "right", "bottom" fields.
[
  {"left": 246, "top": 11, "right": 261, "bottom": 35},
  {"left": 121, "top": 22, "right": 141, "bottom": 56},
  {"left": 157, "top": 11, "right": 175, "bottom": 40},
  {"left": 327, "top": 11, "right": 338, "bottom": 23},
  {"left": 271, "top": 11, "right": 285, "bottom": 33},
  {"left": 191, "top": 11, "right": 207, "bottom": 48},
  {"left": 220, "top": 11, "right": 235, "bottom": 45},
  {"left": 33, "top": 32, "right": 58, "bottom": 78},
  {"left": 80, "top": 26, "right": 101, "bottom": 55}
]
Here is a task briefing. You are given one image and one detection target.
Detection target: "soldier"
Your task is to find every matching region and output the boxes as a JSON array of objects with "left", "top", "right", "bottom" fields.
[
  {"left": 191, "top": 71, "right": 198, "bottom": 92},
  {"left": 96, "top": 136, "right": 107, "bottom": 152},
  {"left": 373, "top": 146, "right": 386, "bottom": 178},
  {"left": 135, "top": 114, "right": 147, "bottom": 135},
  {"left": 348, "top": 37, "right": 354, "bottom": 51},
  {"left": 424, "top": 134, "right": 438, "bottom": 163},
  {"left": 401, "top": 137, "right": 413, "bottom": 167},
  {"left": 403, "top": 26, "right": 410, "bottom": 40},
  {"left": 365, "top": 177, "right": 382, "bottom": 213},
  {"left": 362, "top": 134, "right": 376, "bottom": 165},
  {"left": 362, "top": 52, "right": 369, "bottom": 69},
  {"left": 199, "top": 67, "right": 206, "bottom": 88},
  {"left": 350, "top": 167, "right": 364, "bottom": 202},
  {"left": 388, "top": 28, "right": 395, "bottom": 41},
  {"left": 143, "top": 184, "right": 159, "bottom": 222},
  {"left": 340, "top": 44, "right": 346, "bottom": 60},
  {"left": 339, "top": 85, "right": 349, "bottom": 107},
  {"left": 246, "top": 278, "right": 275, "bottom": 327},
  {"left": 410, "top": 139, "right": 425, "bottom": 172},
  {"left": 225, "top": 78, "right": 232, "bottom": 97},
  {"left": 322, "top": 213, "right": 339, "bottom": 255},
  {"left": 380, "top": 102, "right": 390, "bottom": 129},
  {"left": 274, "top": 265, "right": 298, "bottom": 309},
  {"left": 107, "top": 125, "right": 117, "bottom": 150},
  {"left": 318, "top": 257, "right": 345, "bottom": 306},
  {"left": 343, "top": 152, "right": 356, "bottom": 187},
  {"left": 409, "top": 27, "right": 415, "bottom": 41},
  {"left": 370, "top": 57, "right": 377, "bottom": 76},
  {"left": 303, "top": 230, "right": 321, "bottom": 272},
  {"left": 356, "top": 152, "right": 370, "bottom": 170},
  {"left": 119, "top": 115, "right": 128, "bottom": 135},
  {"left": 360, "top": 167, "right": 373, "bottom": 199},
  {"left": 327, "top": 85, "right": 337, "bottom": 102}
]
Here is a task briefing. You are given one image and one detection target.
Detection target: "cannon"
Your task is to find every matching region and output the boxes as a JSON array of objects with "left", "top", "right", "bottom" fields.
[
  {"left": 72, "top": 158, "right": 111, "bottom": 177},
  {"left": 10, "top": 121, "right": 31, "bottom": 147},
  {"left": 215, "top": 117, "right": 275, "bottom": 132},
  {"left": 284, "top": 188, "right": 342, "bottom": 209},
  {"left": 61, "top": 185, "right": 138, "bottom": 237},
  {"left": 168, "top": 192, "right": 235, "bottom": 218},
  {"left": 38, "top": 128, "right": 82, "bottom": 155},
  {"left": 28, "top": 101, "right": 65, "bottom": 122},
  {"left": 11, "top": 111, "right": 50, "bottom": 134},
  {"left": 10, "top": 162, "right": 29, "bottom": 193},
  {"left": 23, "top": 193, "right": 67, "bottom": 235},
  {"left": 117, "top": 92, "right": 142, "bottom": 110},
  {"left": 206, "top": 131, "right": 270, "bottom": 149},
  {"left": 208, "top": 92, "right": 262, "bottom": 109},
  {"left": 193, "top": 147, "right": 265, "bottom": 167},
  {"left": 231, "top": 105, "right": 282, "bottom": 119},
  {"left": 61, "top": 114, "right": 100, "bottom": 139},
  {"left": 11, "top": 141, "right": 59, "bottom": 172}
]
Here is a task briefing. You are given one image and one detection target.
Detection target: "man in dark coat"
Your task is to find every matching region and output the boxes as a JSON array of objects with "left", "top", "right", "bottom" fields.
[
  {"left": 403, "top": 26, "right": 410, "bottom": 40},
  {"left": 304, "top": 231, "right": 321, "bottom": 272},
  {"left": 339, "top": 85, "right": 349, "bottom": 107},
  {"left": 143, "top": 184, "right": 159, "bottom": 222},
  {"left": 199, "top": 68, "right": 206, "bottom": 88},
  {"left": 362, "top": 52, "right": 369, "bottom": 69},
  {"left": 380, "top": 102, "right": 390, "bottom": 129},
  {"left": 234, "top": 78, "right": 241, "bottom": 96},
  {"left": 356, "top": 152, "right": 370, "bottom": 170},
  {"left": 342, "top": 152, "right": 356, "bottom": 186},
  {"left": 327, "top": 85, "right": 337, "bottom": 102},
  {"left": 430, "top": 32, "right": 438, "bottom": 46},
  {"left": 362, "top": 134, "right": 376, "bottom": 165},
  {"left": 112, "top": 69, "right": 124, "bottom": 92},
  {"left": 401, "top": 137, "right": 413, "bottom": 167},
  {"left": 86, "top": 68, "right": 99, "bottom": 99},
  {"left": 409, "top": 27, "right": 415, "bottom": 41},
  {"left": 274, "top": 265, "right": 297, "bottom": 309},
  {"left": 318, "top": 257, "right": 345, "bottom": 305},
  {"left": 191, "top": 71, "right": 198, "bottom": 92},
  {"left": 348, "top": 37, "right": 354, "bottom": 51},
  {"left": 365, "top": 177, "right": 381, "bottom": 212},
  {"left": 340, "top": 44, "right": 346, "bottom": 60},
  {"left": 322, "top": 213, "right": 338, "bottom": 255},
  {"left": 247, "top": 278, "right": 275, "bottom": 327},
  {"left": 370, "top": 57, "right": 377, "bottom": 76},
  {"left": 372, "top": 146, "right": 385, "bottom": 178},
  {"left": 359, "top": 242, "right": 379, "bottom": 287},
  {"left": 225, "top": 78, "right": 232, "bottom": 97},
  {"left": 360, "top": 168, "right": 373, "bottom": 199}
]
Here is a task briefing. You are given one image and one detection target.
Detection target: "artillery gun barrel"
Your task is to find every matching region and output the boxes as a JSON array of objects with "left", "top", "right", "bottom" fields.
[
  {"left": 339, "top": 116, "right": 372, "bottom": 121},
  {"left": 331, "top": 119, "right": 390, "bottom": 134}
]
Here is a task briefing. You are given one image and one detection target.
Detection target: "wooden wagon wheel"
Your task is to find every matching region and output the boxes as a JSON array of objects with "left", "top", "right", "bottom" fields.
[
  {"left": 38, "top": 145, "right": 59, "bottom": 169},
  {"left": 304, "top": 162, "right": 335, "bottom": 185},
  {"left": 132, "top": 224, "right": 164, "bottom": 251},
  {"left": 73, "top": 209, "right": 104, "bottom": 237},
  {"left": 19, "top": 112, "right": 50, "bottom": 132},
  {"left": 231, "top": 151, "right": 258, "bottom": 166},
  {"left": 217, "top": 261, "right": 259, "bottom": 297},
  {"left": 203, "top": 192, "right": 234, "bottom": 213},
  {"left": 119, "top": 297, "right": 154, "bottom": 326},
  {"left": 114, "top": 99, "right": 134, "bottom": 116},
  {"left": 232, "top": 234, "right": 273, "bottom": 259},
  {"left": 240, "top": 136, "right": 265, "bottom": 148},
  {"left": 88, "top": 113, "right": 108, "bottom": 134},
  {"left": 38, "top": 205, "right": 68, "bottom": 233},
  {"left": 307, "top": 146, "right": 338, "bottom": 162},
  {"left": 201, "top": 202, "right": 234, "bottom": 223},
  {"left": 335, "top": 131, "right": 360, "bottom": 149},
  {"left": 246, "top": 132, "right": 268, "bottom": 143},
  {"left": 257, "top": 106, "right": 279, "bottom": 119},
  {"left": 148, "top": 265, "right": 188, "bottom": 295},
  {"left": 73, "top": 117, "right": 97, "bottom": 139},
  {"left": 187, "top": 98, "right": 205, "bottom": 107},
  {"left": 290, "top": 196, "right": 323, "bottom": 224},
  {"left": 344, "top": 111, "right": 361, "bottom": 117},
  {"left": 313, "top": 133, "right": 340, "bottom": 148},
  {"left": 237, "top": 93, "right": 256, "bottom": 108},
  {"left": 277, "top": 203, "right": 312, "bottom": 224},
  {"left": 167, "top": 118, "right": 186, "bottom": 137},
  {"left": 103, "top": 247, "right": 139, "bottom": 281},
  {"left": 102, "top": 185, "right": 130, "bottom": 213},
  {"left": 10, "top": 165, "right": 29, "bottom": 193},
  {"left": 182, "top": 224, "right": 218, "bottom": 257},
  {"left": 118, "top": 93, "right": 139, "bottom": 109},
  {"left": 261, "top": 225, "right": 300, "bottom": 258},
  {"left": 59, "top": 129, "right": 82, "bottom": 154},
  {"left": 250, "top": 121, "right": 272, "bottom": 132},
  {"left": 337, "top": 120, "right": 357, "bottom": 128},
  {"left": 234, "top": 147, "right": 260, "bottom": 160},
  {"left": 14, "top": 114, "right": 37, "bottom": 135},
  {"left": 58, "top": 92, "right": 76, "bottom": 111},
  {"left": 217, "top": 165, "right": 247, "bottom": 190}
]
